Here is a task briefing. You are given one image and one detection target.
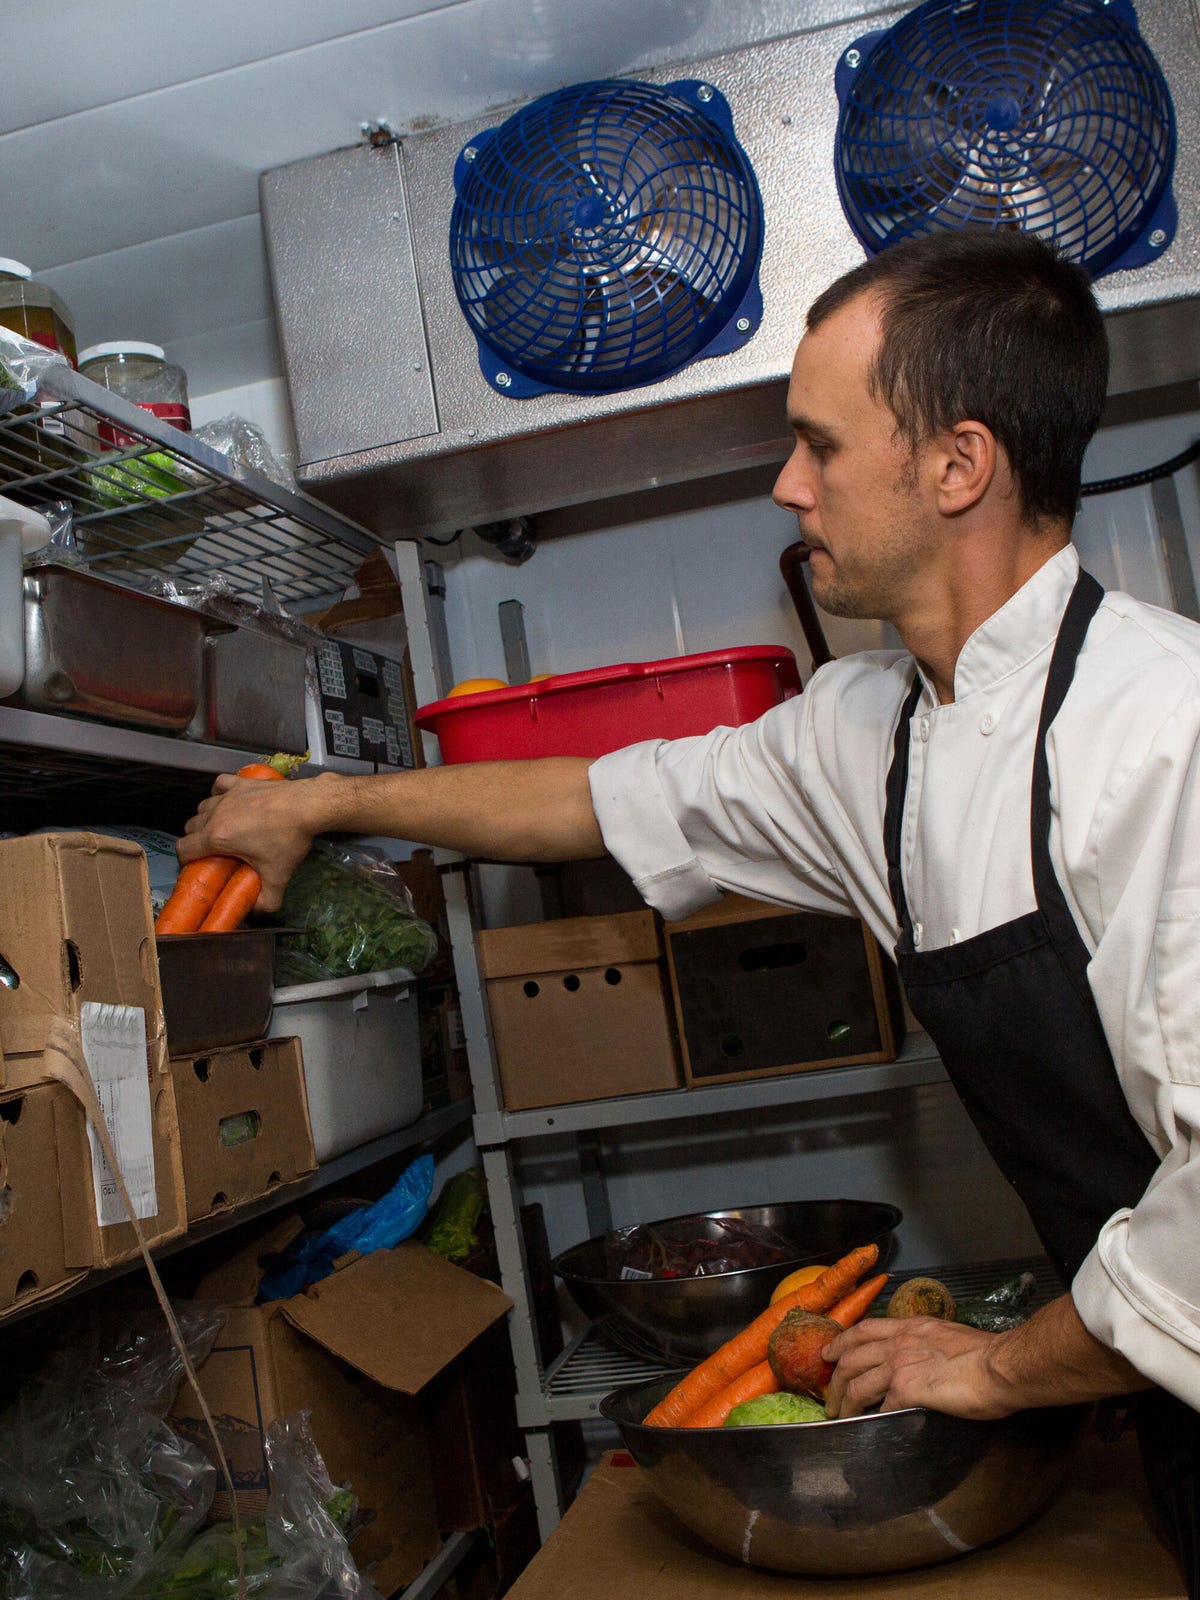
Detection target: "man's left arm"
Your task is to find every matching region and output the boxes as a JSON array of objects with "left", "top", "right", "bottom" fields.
[{"left": 824, "top": 1292, "right": 1151, "bottom": 1419}]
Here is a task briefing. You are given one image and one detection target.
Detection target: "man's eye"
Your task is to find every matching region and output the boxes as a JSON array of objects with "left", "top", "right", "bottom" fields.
[{"left": 808, "top": 441, "right": 831, "bottom": 461}]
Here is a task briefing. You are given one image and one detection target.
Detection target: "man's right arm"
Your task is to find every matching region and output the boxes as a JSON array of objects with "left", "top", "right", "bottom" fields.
[{"left": 177, "top": 757, "right": 606, "bottom": 912}]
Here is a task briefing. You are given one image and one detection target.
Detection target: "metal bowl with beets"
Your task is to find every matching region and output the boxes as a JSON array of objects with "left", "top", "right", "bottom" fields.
[
  {"left": 600, "top": 1374, "right": 1089, "bottom": 1574},
  {"left": 552, "top": 1199, "right": 901, "bottom": 1363}
]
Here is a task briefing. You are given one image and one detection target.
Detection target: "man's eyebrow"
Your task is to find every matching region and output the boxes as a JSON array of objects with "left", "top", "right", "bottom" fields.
[{"left": 787, "top": 411, "right": 838, "bottom": 441}]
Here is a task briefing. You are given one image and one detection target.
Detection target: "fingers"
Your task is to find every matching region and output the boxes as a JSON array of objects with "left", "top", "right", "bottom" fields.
[{"left": 824, "top": 1331, "right": 894, "bottom": 1418}]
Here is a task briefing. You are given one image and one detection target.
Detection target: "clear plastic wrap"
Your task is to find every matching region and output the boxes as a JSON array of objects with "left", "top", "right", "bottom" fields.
[
  {"left": 276, "top": 842, "right": 438, "bottom": 980},
  {"left": 604, "top": 1215, "right": 798, "bottom": 1281},
  {"left": 192, "top": 417, "right": 293, "bottom": 491},
  {"left": 0, "top": 326, "right": 69, "bottom": 416},
  {"left": 0, "top": 1314, "right": 381, "bottom": 1599},
  {"left": 0, "top": 1303, "right": 223, "bottom": 1598}
]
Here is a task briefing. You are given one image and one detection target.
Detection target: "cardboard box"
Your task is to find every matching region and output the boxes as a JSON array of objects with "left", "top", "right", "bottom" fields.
[
  {"left": 0, "top": 833, "right": 165, "bottom": 1066},
  {"left": 477, "top": 912, "right": 682, "bottom": 1110},
  {"left": 507, "top": 1437, "right": 1184, "bottom": 1600},
  {"left": 48, "top": 1055, "right": 187, "bottom": 1270},
  {"left": 169, "top": 1037, "right": 317, "bottom": 1222},
  {"left": 0, "top": 1080, "right": 87, "bottom": 1317},
  {"left": 664, "top": 895, "right": 903, "bottom": 1086},
  {"left": 173, "top": 1224, "right": 512, "bottom": 1596},
  {"left": 424, "top": 1321, "right": 525, "bottom": 1533}
]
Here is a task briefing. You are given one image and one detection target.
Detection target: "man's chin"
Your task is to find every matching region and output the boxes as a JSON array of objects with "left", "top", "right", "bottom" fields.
[{"left": 809, "top": 577, "right": 881, "bottom": 622}]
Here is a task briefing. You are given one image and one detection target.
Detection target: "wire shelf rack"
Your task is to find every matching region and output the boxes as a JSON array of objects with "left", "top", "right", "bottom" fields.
[
  {"left": 1, "top": 368, "right": 378, "bottom": 605},
  {"left": 542, "top": 1255, "right": 1059, "bottom": 1421}
]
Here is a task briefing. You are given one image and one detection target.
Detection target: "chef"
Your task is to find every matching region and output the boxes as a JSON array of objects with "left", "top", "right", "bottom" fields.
[{"left": 180, "top": 228, "right": 1200, "bottom": 1591}]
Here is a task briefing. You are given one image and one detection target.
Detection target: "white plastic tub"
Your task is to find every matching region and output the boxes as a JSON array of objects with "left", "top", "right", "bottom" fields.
[{"left": 269, "top": 967, "right": 422, "bottom": 1163}]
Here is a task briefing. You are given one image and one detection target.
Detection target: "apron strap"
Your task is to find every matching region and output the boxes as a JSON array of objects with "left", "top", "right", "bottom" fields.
[
  {"left": 884, "top": 674, "right": 924, "bottom": 940},
  {"left": 1030, "top": 568, "right": 1106, "bottom": 1004}
]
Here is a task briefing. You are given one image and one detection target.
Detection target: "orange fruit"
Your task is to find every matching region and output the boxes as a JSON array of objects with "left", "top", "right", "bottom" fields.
[
  {"left": 769, "top": 1263, "right": 829, "bottom": 1305},
  {"left": 446, "top": 677, "right": 507, "bottom": 697},
  {"left": 529, "top": 673, "right": 554, "bottom": 681}
]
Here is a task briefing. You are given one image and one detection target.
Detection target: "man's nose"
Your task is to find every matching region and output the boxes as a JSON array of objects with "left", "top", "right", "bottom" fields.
[{"left": 773, "top": 450, "right": 814, "bottom": 513}]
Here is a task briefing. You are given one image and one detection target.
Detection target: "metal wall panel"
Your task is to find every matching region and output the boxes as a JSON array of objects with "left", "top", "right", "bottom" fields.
[{"left": 278, "top": 0, "right": 1200, "bottom": 536}]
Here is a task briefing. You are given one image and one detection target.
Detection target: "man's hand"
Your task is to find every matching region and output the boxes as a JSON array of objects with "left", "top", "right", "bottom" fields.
[
  {"left": 823, "top": 1316, "right": 1013, "bottom": 1420},
  {"left": 823, "top": 1292, "right": 1151, "bottom": 1420},
  {"left": 178, "top": 771, "right": 343, "bottom": 913}
]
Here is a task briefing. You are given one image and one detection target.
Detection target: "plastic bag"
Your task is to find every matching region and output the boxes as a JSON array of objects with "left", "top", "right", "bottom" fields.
[
  {"left": 0, "top": 1303, "right": 223, "bottom": 1598},
  {"left": 605, "top": 1215, "right": 798, "bottom": 1281},
  {"left": 0, "top": 1311, "right": 381, "bottom": 1599},
  {"left": 137, "top": 1414, "right": 381, "bottom": 1599},
  {"left": 0, "top": 326, "right": 69, "bottom": 417},
  {"left": 256, "top": 1154, "right": 435, "bottom": 1302},
  {"left": 192, "top": 417, "right": 293, "bottom": 491},
  {"left": 276, "top": 842, "right": 438, "bottom": 979}
]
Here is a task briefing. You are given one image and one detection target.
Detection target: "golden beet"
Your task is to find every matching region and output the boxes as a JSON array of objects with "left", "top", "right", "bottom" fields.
[{"left": 767, "top": 1308, "right": 841, "bottom": 1400}]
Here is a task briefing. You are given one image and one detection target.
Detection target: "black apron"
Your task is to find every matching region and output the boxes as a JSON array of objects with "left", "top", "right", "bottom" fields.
[{"left": 883, "top": 568, "right": 1199, "bottom": 1591}]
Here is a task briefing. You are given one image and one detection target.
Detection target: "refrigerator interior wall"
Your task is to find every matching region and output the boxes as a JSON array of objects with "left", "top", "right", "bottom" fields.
[{"left": 437, "top": 395, "right": 1200, "bottom": 1272}]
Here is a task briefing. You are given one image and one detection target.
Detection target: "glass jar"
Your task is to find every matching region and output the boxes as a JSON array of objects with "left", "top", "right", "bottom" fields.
[
  {"left": 0, "top": 257, "right": 78, "bottom": 366},
  {"left": 78, "top": 342, "right": 191, "bottom": 446}
]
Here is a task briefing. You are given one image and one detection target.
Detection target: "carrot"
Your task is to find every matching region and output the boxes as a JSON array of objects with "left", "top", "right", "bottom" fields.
[
  {"left": 154, "top": 856, "right": 239, "bottom": 934},
  {"left": 198, "top": 862, "right": 263, "bottom": 933},
  {"left": 681, "top": 1361, "right": 776, "bottom": 1429},
  {"left": 828, "top": 1272, "right": 890, "bottom": 1328},
  {"left": 155, "top": 757, "right": 301, "bottom": 936},
  {"left": 643, "top": 1242, "right": 880, "bottom": 1427}
]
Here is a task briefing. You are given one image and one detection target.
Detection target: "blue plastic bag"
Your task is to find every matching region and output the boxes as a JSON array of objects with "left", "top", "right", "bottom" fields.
[{"left": 257, "top": 1154, "right": 435, "bottom": 1302}]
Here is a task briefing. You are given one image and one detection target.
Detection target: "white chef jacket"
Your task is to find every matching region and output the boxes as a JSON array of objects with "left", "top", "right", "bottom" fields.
[{"left": 589, "top": 543, "right": 1200, "bottom": 1410}]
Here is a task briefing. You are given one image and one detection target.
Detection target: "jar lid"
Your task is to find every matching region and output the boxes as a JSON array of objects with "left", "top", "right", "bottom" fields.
[
  {"left": 78, "top": 340, "right": 166, "bottom": 364},
  {"left": 0, "top": 258, "right": 32, "bottom": 279}
]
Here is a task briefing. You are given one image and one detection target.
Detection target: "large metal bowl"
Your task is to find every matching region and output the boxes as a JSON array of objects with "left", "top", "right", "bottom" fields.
[
  {"left": 601, "top": 1376, "right": 1089, "bottom": 1574},
  {"left": 553, "top": 1199, "right": 901, "bottom": 1362}
]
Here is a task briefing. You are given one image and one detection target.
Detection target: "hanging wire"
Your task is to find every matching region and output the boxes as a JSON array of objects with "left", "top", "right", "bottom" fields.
[{"left": 1080, "top": 439, "right": 1200, "bottom": 498}]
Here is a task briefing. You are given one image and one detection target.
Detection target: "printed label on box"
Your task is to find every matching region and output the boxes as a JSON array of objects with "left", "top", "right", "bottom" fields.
[{"left": 79, "top": 1002, "right": 158, "bottom": 1225}]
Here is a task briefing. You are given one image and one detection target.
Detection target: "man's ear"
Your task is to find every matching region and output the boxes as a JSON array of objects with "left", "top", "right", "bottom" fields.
[{"left": 934, "top": 421, "right": 997, "bottom": 514}]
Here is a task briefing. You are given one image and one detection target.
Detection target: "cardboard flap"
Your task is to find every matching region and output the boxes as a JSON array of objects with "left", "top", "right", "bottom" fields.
[{"left": 281, "top": 1241, "right": 512, "bottom": 1393}]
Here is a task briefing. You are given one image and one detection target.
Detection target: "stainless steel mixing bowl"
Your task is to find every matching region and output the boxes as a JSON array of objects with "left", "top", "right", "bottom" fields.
[
  {"left": 553, "top": 1199, "right": 901, "bottom": 1362},
  {"left": 601, "top": 1376, "right": 1088, "bottom": 1575}
]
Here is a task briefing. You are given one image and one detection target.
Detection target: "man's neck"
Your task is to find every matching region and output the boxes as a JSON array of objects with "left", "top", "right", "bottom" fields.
[{"left": 899, "top": 526, "right": 1070, "bottom": 706}]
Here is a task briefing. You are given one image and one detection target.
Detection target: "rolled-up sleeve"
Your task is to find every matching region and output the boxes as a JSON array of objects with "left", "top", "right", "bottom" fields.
[{"left": 587, "top": 677, "right": 877, "bottom": 925}]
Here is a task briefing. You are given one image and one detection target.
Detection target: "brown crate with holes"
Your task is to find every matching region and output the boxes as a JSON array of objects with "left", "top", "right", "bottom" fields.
[
  {"left": 168, "top": 1037, "right": 316, "bottom": 1222},
  {"left": 476, "top": 912, "right": 682, "bottom": 1111},
  {"left": 664, "top": 896, "right": 904, "bottom": 1087}
]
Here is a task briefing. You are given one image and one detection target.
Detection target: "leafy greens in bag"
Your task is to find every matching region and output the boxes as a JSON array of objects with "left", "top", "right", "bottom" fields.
[{"left": 276, "top": 842, "right": 437, "bottom": 980}]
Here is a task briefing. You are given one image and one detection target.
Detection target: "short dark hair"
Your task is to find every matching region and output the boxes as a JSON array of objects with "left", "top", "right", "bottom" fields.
[{"left": 807, "top": 230, "right": 1108, "bottom": 522}]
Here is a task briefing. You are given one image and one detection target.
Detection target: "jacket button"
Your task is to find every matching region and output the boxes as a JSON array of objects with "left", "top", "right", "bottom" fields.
[
  {"left": 980, "top": 713, "right": 995, "bottom": 735},
  {"left": 920, "top": 716, "right": 931, "bottom": 741}
]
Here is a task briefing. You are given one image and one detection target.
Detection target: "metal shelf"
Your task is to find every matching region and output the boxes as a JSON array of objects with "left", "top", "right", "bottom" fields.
[
  {"left": 473, "top": 1031, "right": 947, "bottom": 1147},
  {"left": 0, "top": 1099, "right": 474, "bottom": 1330},
  {"left": 3, "top": 366, "right": 378, "bottom": 604},
  {"left": 533, "top": 1255, "right": 1061, "bottom": 1424},
  {"left": 396, "top": 1530, "right": 477, "bottom": 1600}
]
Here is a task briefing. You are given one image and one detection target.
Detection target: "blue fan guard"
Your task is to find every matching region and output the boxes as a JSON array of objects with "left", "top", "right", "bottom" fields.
[
  {"left": 449, "top": 78, "right": 764, "bottom": 397},
  {"left": 834, "top": 0, "right": 1177, "bottom": 279}
]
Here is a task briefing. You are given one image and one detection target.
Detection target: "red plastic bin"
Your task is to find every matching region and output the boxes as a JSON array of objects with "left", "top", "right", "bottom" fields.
[{"left": 414, "top": 645, "right": 801, "bottom": 764}]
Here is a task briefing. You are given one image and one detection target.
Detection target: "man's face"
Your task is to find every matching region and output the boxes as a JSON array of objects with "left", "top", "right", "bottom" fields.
[{"left": 772, "top": 291, "right": 940, "bottom": 623}]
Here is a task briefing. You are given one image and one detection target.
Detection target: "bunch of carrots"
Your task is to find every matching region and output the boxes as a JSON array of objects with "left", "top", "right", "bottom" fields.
[
  {"left": 644, "top": 1242, "right": 888, "bottom": 1429},
  {"left": 154, "top": 753, "right": 303, "bottom": 936}
]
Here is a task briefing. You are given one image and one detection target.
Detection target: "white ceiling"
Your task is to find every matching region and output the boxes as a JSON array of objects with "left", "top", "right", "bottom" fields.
[{"left": 9, "top": 0, "right": 874, "bottom": 399}]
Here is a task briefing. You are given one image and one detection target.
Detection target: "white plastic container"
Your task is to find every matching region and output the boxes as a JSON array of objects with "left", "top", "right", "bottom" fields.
[{"left": 269, "top": 967, "right": 422, "bottom": 1162}]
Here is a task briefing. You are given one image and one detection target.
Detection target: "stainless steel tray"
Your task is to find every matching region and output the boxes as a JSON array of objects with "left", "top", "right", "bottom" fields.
[
  {"left": 11, "top": 565, "right": 208, "bottom": 730},
  {"left": 186, "top": 623, "right": 309, "bottom": 753}
]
